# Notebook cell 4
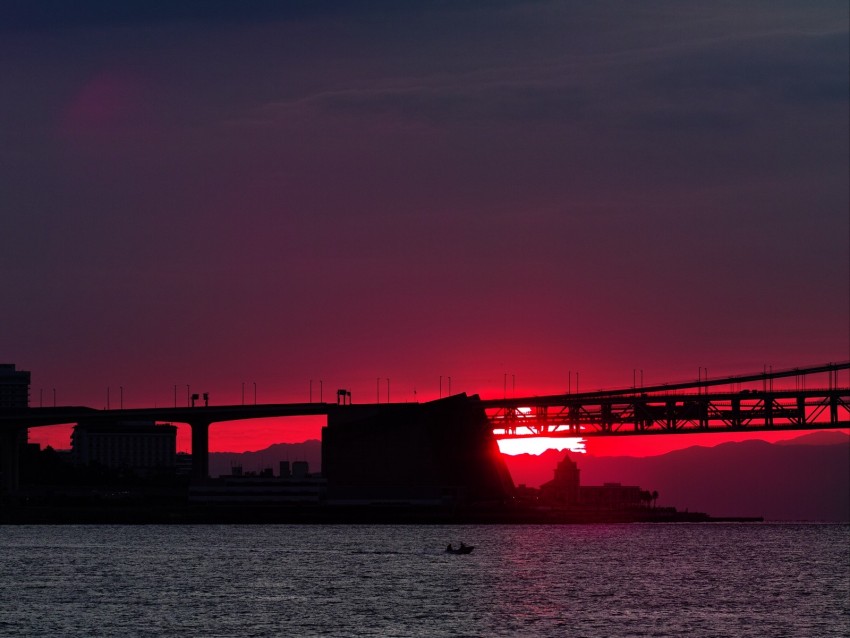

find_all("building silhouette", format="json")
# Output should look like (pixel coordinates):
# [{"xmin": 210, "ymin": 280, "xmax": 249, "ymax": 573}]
[
  {"xmin": 539, "ymin": 454, "xmax": 651, "ymax": 510},
  {"xmin": 71, "ymin": 421, "xmax": 177, "ymax": 476},
  {"xmin": 322, "ymin": 394, "xmax": 514, "ymax": 505},
  {"xmin": 189, "ymin": 461, "xmax": 326, "ymax": 504},
  {"xmin": 0, "ymin": 364, "xmax": 30, "ymax": 408}
]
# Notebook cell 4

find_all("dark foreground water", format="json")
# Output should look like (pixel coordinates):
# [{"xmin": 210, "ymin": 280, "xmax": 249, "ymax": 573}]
[{"xmin": 1, "ymin": 523, "xmax": 847, "ymax": 637}]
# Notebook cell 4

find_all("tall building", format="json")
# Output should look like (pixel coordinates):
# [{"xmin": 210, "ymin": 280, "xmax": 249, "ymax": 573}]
[
  {"xmin": 539, "ymin": 455, "xmax": 581, "ymax": 505},
  {"xmin": 539, "ymin": 454, "xmax": 652, "ymax": 510},
  {"xmin": 72, "ymin": 421, "xmax": 177, "ymax": 476},
  {"xmin": 322, "ymin": 394, "xmax": 514, "ymax": 505},
  {"xmin": 0, "ymin": 364, "xmax": 30, "ymax": 408}
]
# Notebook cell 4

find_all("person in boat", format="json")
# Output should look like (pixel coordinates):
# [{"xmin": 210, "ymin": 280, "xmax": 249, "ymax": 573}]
[{"xmin": 447, "ymin": 543, "xmax": 453, "ymax": 552}]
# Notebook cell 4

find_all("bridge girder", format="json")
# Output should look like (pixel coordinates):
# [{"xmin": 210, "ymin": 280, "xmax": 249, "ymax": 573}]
[{"xmin": 489, "ymin": 389, "xmax": 850, "ymax": 439}]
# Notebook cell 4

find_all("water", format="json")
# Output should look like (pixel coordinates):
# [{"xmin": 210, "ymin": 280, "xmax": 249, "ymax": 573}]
[{"xmin": 1, "ymin": 523, "xmax": 847, "ymax": 637}]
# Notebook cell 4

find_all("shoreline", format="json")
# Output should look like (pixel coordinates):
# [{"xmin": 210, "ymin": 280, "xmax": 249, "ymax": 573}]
[{"xmin": 0, "ymin": 503, "xmax": 764, "ymax": 525}]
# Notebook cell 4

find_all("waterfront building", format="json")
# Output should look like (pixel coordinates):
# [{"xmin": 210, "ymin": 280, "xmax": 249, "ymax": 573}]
[
  {"xmin": 71, "ymin": 421, "xmax": 177, "ymax": 476},
  {"xmin": 176, "ymin": 452, "xmax": 193, "ymax": 476},
  {"xmin": 580, "ymin": 483, "xmax": 648, "ymax": 509},
  {"xmin": 188, "ymin": 463, "xmax": 326, "ymax": 504},
  {"xmin": 322, "ymin": 394, "xmax": 514, "ymax": 505},
  {"xmin": 539, "ymin": 455, "xmax": 652, "ymax": 510},
  {"xmin": 539, "ymin": 455, "xmax": 581, "ymax": 505}
]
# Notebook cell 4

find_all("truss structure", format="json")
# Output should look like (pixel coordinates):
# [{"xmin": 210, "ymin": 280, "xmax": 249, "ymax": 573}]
[{"xmin": 486, "ymin": 362, "xmax": 850, "ymax": 438}]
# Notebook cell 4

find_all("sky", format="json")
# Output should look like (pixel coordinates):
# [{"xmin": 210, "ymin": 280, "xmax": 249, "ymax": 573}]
[{"xmin": 2, "ymin": 1, "xmax": 848, "ymax": 453}]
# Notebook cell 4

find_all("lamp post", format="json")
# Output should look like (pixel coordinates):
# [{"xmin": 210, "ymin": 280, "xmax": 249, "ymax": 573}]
[
  {"xmin": 242, "ymin": 382, "xmax": 245, "ymax": 406},
  {"xmin": 253, "ymin": 381, "xmax": 257, "ymax": 405},
  {"xmin": 386, "ymin": 378, "xmax": 390, "ymax": 403},
  {"xmin": 120, "ymin": 386, "xmax": 123, "ymax": 410},
  {"xmin": 186, "ymin": 385, "xmax": 190, "ymax": 407},
  {"xmin": 320, "ymin": 380, "xmax": 323, "ymax": 402}
]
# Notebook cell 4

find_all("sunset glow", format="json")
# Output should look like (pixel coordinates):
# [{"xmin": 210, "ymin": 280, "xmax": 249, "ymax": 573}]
[
  {"xmin": 5, "ymin": 2, "xmax": 848, "ymax": 464},
  {"xmin": 497, "ymin": 437, "xmax": 586, "ymax": 456}
]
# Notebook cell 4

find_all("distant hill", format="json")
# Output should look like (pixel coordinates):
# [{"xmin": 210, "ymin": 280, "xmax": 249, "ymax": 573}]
[
  {"xmin": 208, "ymin": 434, "xmax": 849, "ymax": 521},
  {"xmin": 209, "ymin": 440, "xmax": 321, "ymax": 477},
  {"xmin": 774, "ymin": 431, "xmax": 850, "ymax": 446},
  {"xmin": 503, "ymin": 432, "xmax": 850, "ymax": 521}
]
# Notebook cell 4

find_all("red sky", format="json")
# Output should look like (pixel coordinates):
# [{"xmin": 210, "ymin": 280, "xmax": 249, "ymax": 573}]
[
  {"xmin": 27, "ymin": 418, "xmax": 850, "ymax": 457},
  {"xmin": 5, "ymin": 2, "xmax": 849, "ymax": 457},
  {"xmin": 26, "ymin": 365, "xmax": 850, "ymax": 456}
]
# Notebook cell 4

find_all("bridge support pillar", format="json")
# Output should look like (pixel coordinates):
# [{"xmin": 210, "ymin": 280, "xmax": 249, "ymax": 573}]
[
  {"xmin": 189, "ymin": 421, "xmax": 211, "ymax": 483},
  {"xmin": 830, "ymin": 392, "xmax": 839, "ymax": 424},
  {"xmin": 0, "ymin": 428, "xmax": 23, "ymax": 496},
  {"xmin": 764, "ymin": 394, "xmax": 773, "ymax": 427}
]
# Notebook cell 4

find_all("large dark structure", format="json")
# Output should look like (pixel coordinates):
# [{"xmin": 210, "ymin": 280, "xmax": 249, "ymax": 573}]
[
  {"xmin": 0, "ymin": 364, "xmax": 30, "ymax": 408},
  {"xmin": 72, "ymin": 421, "xmax": 177, "ymax": 476},
  {"xmin": 322, "ymin": 394, "xmax": 514, "ymax": 505}
]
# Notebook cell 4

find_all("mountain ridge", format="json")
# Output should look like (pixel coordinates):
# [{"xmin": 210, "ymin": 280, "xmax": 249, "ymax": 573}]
[
  {"xmin": 207, "ymin": 432, "xmax": 849, "ymax": 521},
  {"xmin": 504, "ymin": 432, "xmax": 849, "ymax": 521}
]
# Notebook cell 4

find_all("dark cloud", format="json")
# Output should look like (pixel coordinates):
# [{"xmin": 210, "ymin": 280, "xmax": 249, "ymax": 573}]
[
  {"xmin": 0, "ymin": 1, "xmax": 359, "ymax": 30},
  {"xmin": 0, "ymin": 0, "xmax": 532, "ymax": 31}
]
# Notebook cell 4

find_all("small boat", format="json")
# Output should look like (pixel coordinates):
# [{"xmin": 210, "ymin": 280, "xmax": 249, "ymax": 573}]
[{"xmin": 446, "ymin": 543, "xmax": 474, "ymax": 555}]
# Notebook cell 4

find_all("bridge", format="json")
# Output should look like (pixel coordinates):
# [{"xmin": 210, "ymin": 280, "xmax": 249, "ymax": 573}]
[
  {"xmin": 483, "ymin": 361, "xmax": 850, "ymax": 439},
  {"xmin": 1, "ymin": 361, "xmax": 848, "ymax": 493}
]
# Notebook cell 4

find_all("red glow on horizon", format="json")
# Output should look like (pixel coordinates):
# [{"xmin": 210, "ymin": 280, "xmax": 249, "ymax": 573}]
[
  {"xmin": 498, "ymin": 437, "xmax": 586, "ymax": 455},
  {"xmin": 29, "ymin": 421, "xmax": 847, "ymax": 458}
]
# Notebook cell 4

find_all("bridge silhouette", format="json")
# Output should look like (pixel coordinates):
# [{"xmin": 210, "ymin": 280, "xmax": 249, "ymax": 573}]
[
  {"xmin": 484, "ymin": 361, "xmax": 850, "ymax": 439},
  {"xmin": 1, "ymin": 361, "xmax": 847, "ymax": 493}
]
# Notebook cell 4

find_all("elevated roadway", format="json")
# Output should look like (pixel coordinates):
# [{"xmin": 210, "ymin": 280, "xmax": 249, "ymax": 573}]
[{"xmin": 1, "ymin": 361, "xmax": 847, "ymax": 493}]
